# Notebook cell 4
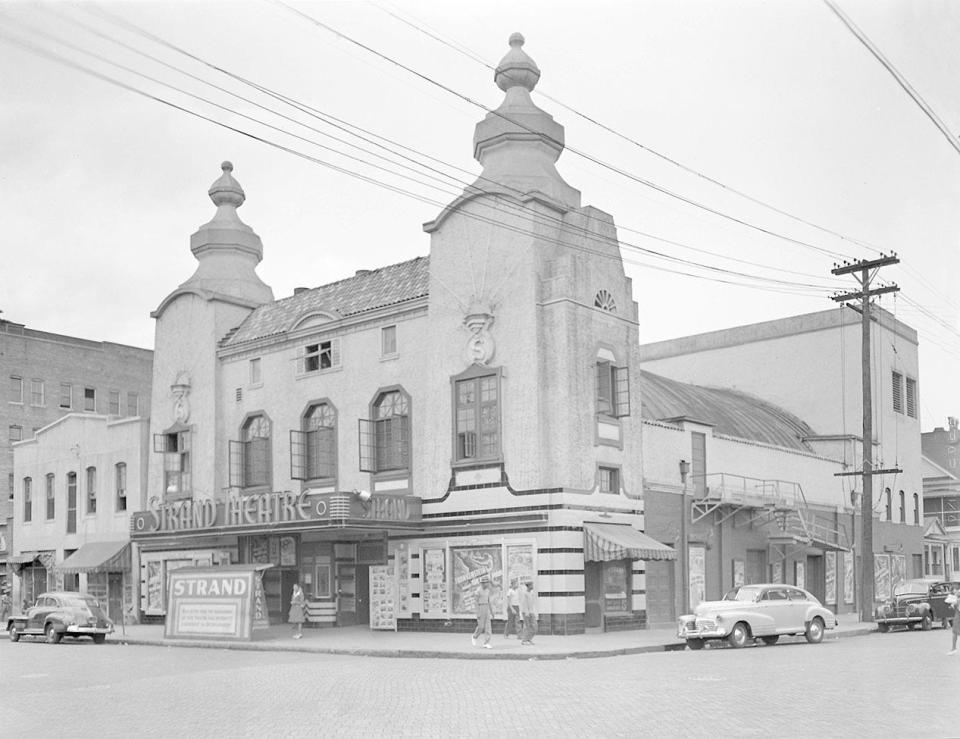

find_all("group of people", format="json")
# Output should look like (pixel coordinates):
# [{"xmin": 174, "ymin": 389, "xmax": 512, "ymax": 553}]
[{"xmin": 472, "ymin": 578, "xmax": 538, "ymax": 648}]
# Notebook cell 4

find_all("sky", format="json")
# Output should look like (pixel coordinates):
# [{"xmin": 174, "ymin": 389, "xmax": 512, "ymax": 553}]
[{"xmin": 1, "ymin": 0, "xmax": 958, "ymax": 429}]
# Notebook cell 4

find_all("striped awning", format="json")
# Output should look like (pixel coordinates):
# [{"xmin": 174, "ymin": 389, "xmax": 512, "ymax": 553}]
[
  {"xmin": 8, "ymin": 551, "xmax": 56, "ymax": 569},
  {"xmin": 58, "ymin": 541, "xmax": 130, "ymax": 574},
  {"xmin": 583, "ymin": 523, "xmax": 676, "ymax": 562}
]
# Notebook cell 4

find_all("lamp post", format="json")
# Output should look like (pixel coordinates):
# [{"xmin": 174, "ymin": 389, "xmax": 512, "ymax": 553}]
[{"xmin": 679, "ymin": 459, "xmax": 690, "ymax": 615}]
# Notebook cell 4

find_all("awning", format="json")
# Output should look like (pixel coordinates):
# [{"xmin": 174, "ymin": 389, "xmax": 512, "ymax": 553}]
[
  {"xmin": 583, "ymin": 523, "xmax": 676, "ymax": 562},
  {"xmin": 6, "ymin": 554, "xmax": 39, "ymax": 565},
  {"xmin": 58, "ymin": 541, "xmax": 130, "ymax": 574},
  {"xmin": 8, "ymin": 551, "xmax": 56, "ymax": 569}
]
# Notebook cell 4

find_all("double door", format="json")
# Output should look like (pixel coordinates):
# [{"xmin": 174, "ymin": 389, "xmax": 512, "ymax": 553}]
[{"xmin": 336, "ymin": 564, "xmax": 369, "ymax": 626}]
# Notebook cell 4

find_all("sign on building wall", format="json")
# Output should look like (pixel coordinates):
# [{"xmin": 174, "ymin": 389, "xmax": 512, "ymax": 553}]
[
  {"xmin": 421, "ymin": 548, "xmax": 447, "ymax": 617},
  {"xmin": 843, "ymin": 553, "xmax": 854, "ymax": 604},
  {"xmin": 825, "ymin": 552, "xmax": 837, "ymax": 605}
]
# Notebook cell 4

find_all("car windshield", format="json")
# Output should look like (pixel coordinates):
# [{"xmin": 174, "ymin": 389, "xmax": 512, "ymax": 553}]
[
  {"xmin": 893, "ymin": 581, "xmax": 929, "ymax": 597},
  {"xmin": 722, "ymin": 586, "xmax": 762, "ymax": 602}
]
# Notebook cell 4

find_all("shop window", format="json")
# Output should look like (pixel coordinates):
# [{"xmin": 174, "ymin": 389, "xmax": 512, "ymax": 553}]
[
  {"xmin": 66, "ymin": 472, "xmax": 77, "ymax": 533},
  {"xmin": 905, "ymin": 378, "xmax": 917, "ymax": 418},
  {"xmin": 108, "ymin": 390, "xmax": 120, "ymax": 415},
  {"xmin": 599, "ymin": 466, "xmax": 620, "ymax": 494},
  {"xmin": 60, "ymin": 383, "xmax": 72, "ymax": 409},
  {"xmin": 115, "ymin": 462, "xmax": 127, "ymax": 512},
  {"xmin": 596, "ymin": 361, "xmax": 630, "ymax": 418},
  {"xmin": 83, "ymin": 386, "xmax": 96, "ymax": 412},
  {"xmin": 453, "ymin": 369, "xmax": 500, "ymax": 463},
  {"xmin": 296, "ymin": 338, "xmax": 341, "ymax": 376},
  {"xmin": 381, "ymin": 325, "xmax": 397, "ymax": 357},
  {"xmin": 154, "ymin": 429, "xmax": 191, "ymax": 499},
  {"xmin": 23, "ymin": 476, "xmax": 32, "ymax": 522},
  {"xmin": 30, "ymin": 379, "xmax": 44, "ymax": 407},
  {"xmin": 46, "ymin": 473, "xmax": 55, "ymax": 519},
  {"xmin": 891, "ymin": 371, "xmax": 903, "ymax": 414},
  {"xmin": 86, "ymin": 466, "xmax": 97, "ymax": 514},
  {"xmin": 291, "ymin": 402, "xmax": 337, "ymax": 482},
  {"xmin": 9, "ymin": 375, "xmax": 23, "ymax": 404},
  {"xmin": 230, "ymin": 414, "xmax": 272, "ymax": 489},
  {"xmin": 359, "ymin": 389, "xmax": 410, "ymax": 473},
  {"xmin": 603, "ymin": 560, "xmax": 630, "ymax": 612}
]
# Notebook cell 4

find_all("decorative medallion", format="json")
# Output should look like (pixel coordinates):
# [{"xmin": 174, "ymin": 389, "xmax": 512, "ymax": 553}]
[
  {"xmin": 463, "ymin": 300, "xmax": 495, "ymax": 366},
  {"xmin": 171, "ymin": 371, "xmax": 192, "ymax": 423}
]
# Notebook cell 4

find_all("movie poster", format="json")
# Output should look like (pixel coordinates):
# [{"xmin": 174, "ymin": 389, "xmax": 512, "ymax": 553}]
[
  {"xmin": 450, "ymin": 546, "xmax": 503, "ymax": 616},
  {"xmin": 421, "ymin": 548, "xmax": 447, "ymax": 617},
  {"xmin": 875, "ymin": 554, "xmax": 891, "ymax": 600},
  {"xmin": 825, "ymin": 552, "xmax": 837, "ymax": 605},
  {"xmin": 843, "ymin": 553, "xmax": 854, "ymax": 604}
]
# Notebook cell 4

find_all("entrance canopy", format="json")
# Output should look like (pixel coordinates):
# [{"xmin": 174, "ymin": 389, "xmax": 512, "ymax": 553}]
[
  {"xmin": 58, "ymin": 541, "xmax": 130, "ymax": 574},
  {"xmin": 583, "ymin": 523, "xmax": 676, "ymax": 562}
]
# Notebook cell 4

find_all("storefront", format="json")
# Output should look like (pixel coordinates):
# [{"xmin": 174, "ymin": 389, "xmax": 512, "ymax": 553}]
[
  {"xmin": 130, "ymin": 489, "xmax": 422, "ymax": 625},
  {"xmin": 57, "ymin": 541, "xmax": 135, "ymax": 624},
  {"xmin": 9, "ymin": 551, "xmax": 55, "ymax": 611}
]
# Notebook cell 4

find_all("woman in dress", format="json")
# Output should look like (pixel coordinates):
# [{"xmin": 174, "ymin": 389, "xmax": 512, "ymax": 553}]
[{"xmin": 289, "ymin": 582, "xmax": 306, "ymax": 639}]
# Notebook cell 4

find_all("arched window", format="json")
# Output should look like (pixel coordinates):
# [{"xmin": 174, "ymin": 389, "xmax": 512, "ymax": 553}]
[
  {"xmin": 912, "ymin": 493, "xmax": 919, "ymax": 525},
  {"xmin": 66, "ymin": 472, "xmax": 77, "ymax": 533},
  {"xmin": 231, "ymin": 414, "xmax": 272, "ymax": 489},
  {"xmin": 86, "ymin": 466, "xmax": 97, "ymax": 514},
  {"xmin": 291, "ymin": 402, "xmax": 337, "ymax": 482},
  {"xmin": 115, "ymin": 463, "xmax": 127, "ymax": 512},
  {"xmin": 359, "ymin": 389, "xmax": 410, "ymax": 473},
  {"xmin": 899, "ymin": 490, "xmax": 905, "ymax": 523},
  {"xmin": 884, "ymin": 488, "xmax": 892, "ymax": 521},
  {"xmin": 45, "ymin": 473, "xmax": 55, "ymax": 520},
  {"xmin": 23, "ymin": 476, "xmax": 32, "ymax": 522}
]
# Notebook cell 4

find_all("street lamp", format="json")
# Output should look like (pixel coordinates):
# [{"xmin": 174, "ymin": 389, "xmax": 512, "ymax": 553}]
[{"xmin": 679, "ymin": 459, "xmax": 690, "ymax": 615}]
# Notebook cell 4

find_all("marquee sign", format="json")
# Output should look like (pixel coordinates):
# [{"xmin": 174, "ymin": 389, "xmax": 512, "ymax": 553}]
[{"xmin": 131, "ymin": 490, "xmax": 421, "ymax": 536}]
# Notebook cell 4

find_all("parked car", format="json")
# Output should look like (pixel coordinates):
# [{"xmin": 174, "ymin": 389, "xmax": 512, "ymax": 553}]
[
  {"xmin": 874, "ymin": 579, "xmax": 960, "ymax": 632},
  {"xmin": 7, "ymin": 591, "xmax": 113, "ymax": 644},
  {"xmin": 678, "ymin": 583, "xmax": 837, "ymax": 650}
]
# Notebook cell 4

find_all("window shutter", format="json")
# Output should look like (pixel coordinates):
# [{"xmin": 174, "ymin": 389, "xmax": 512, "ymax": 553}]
[
  {"xmin": 892, "ymin": 371, "xmax": 903, "ymax": 413},
  {"xmin": 295, "ymin": 345, "xmax": 306, "ymax": 376},
  {"xmin": 905, "ymin": 378, "xmax": 916, "ymax": 418},
  {"xmin": 229, "ymin": 439, "xmax": 245, "ymax": 487},
  {"xmin": 358, "ymin": 419, "xmax": 377, "ymax": 473},
  {"xmin": 153, "ymin": 434, "xmax": 167, "ymax": 453},
  {"xmin": 330, "ymin": 338, "xmax": 342, "ymax": 368},
  {"xmin": 596, "ymin": 361, "xmax": 612, "ymax": 414},
  {"xmin": 290, "ymin": 430, "xmax": 307, "ymax": 480},
  {"xmin": 314, "ymin": 427, "xmax": 336, "ymax": 479},
  {"xmin": 612, "ymin": 365, "xmax": 631, "ymax": 418}
]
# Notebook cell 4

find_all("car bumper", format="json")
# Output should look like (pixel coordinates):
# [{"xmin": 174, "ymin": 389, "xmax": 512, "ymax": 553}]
[
  {"xmin": 64, "ymin": 624, "xmax": 113, "ymax": 635},
  {"xmin": 677, "ymin": 618, "xmax": 728, "ymax": 640},
  {"xmin": 875, "ymin": 616, "xmax": 920, "ymax": 625}
]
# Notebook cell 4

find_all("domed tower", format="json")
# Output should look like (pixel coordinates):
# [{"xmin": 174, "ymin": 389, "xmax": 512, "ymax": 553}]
[
  {"xmin": 148, "ymin": 162, "xmax": 274, "ymax": 505},
  {"xmin": 421, "ymin": 35, "xmax": 641, "ymax": 497}
]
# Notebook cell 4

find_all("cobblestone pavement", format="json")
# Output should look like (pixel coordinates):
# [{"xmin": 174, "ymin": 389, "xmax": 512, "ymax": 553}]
[{"xmin": 2, "ymin": 629, "xmax": 958, "ymax": 738}]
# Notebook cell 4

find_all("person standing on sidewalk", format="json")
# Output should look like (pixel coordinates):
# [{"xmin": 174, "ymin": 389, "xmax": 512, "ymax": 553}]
[
  {"xmin": 503, "ymin": 580, "xmax": 521, "ymax": 638},
  {"xmin": 520, "ymin": 581, "xmax": 538, "ymax": 645},
  {"xmin": 289, "ymin": 582, "xmax": 306, "ymax": 639},
  {"xmin": 471, "ymin": 578, "xmax": 493, "ymax": 649},
  {"xmin": 947, "ymin": 591, "xmax": 959, "ymax": 655}
]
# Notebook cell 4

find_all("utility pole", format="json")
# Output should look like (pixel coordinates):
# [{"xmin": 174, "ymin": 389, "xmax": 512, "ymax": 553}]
[{"xmin": 831, "ymin": 253, "xmax": 900, "ymax": 623}]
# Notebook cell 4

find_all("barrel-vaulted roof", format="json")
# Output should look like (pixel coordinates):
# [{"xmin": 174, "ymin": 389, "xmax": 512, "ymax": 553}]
[
  {"xmin": 640, "ymin": 370, "xmax": 815, "ymax": 452},
  {"xmin": 223, "ymin": 256, "xmax": 430, "ymax": 346}
]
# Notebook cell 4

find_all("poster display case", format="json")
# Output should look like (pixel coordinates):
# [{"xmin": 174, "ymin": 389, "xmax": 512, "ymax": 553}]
[{"xmin": 369, "ymin": 563, "xmax": 397, "ymax": 630}]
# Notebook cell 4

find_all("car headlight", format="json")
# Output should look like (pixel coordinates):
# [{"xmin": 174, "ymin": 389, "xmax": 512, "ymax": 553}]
[{"xmin": 906, "ymin": 604, "xmax": 918, "ymax": 615}]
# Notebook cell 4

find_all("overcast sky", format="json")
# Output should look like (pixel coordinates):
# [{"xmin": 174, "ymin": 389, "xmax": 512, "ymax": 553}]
[{"xmin": 1, "ymin": 0, "xmax": 958, "ymax": 429}]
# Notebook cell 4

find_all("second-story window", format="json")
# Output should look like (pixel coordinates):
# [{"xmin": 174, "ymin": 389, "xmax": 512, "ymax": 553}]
[
  {"xmin": 46, "ymin": 473, "xmax": 56, "ymax": 520},
  {"xmin": 23, "ymin": 476, "xmax": 32, "ymax": 522},
  {"xmin": 453, "ymin": 370, "xmax": 500, "ymax": 462},
  {"xmin": 154, "ymin": 428, "xmax": 191, "ymax": 499},
  {"xmin": 231, "ymin": 414, "xmax": 272, "ymax": 489},
  {"xmin": 10, "ymin": 376, "xmax": 23, "ymax": 404},
  {"xmin": 359, "ymin": 390, "xmax": 410, "ymax": 474},
  {"xmin": 905, "ymin": 378, "xmax": 917, "ymax": 419},
  {"xmin": 84, "ymin": 387, "xmax": 96, "ymax": 412},
  {"xmin": 891, "ymin": 372, "xmax": 903, "ymax": 414},
  {"xmin": 66, "ymin": 472, "xmax": 77, "ymax": 533},
  {"xmin": 86, "ymin": 466, "xmax": 97, "ymax": 514},
  {"xmin": 599, "ymin": 466, "xmax": 620, "ymax": 494},
  {"xmin": 913, "ymin": 492, "xmax": 919, "ymax": 525},
  {"xmin": 115, "ymin": 462, "xmax": 127, "ymax": 512},
  {"xmin": 381, "ymin": 325, "xmax": 397, "ymax": 357},
  {"xmin": 291, "ymin": 402, "xmax": 336, "ymax": 483},
  {"xmin": 885, "ymin": 487, "xmax": 892, "ymax": 521},
  {"xmin": 60, "ymin": 383, "xmax": 72, "ymax": 409},
  {"xmin": 899, "ymin": 490, "xmax": 905, "ymax": 523},
  {"xmin": 109, "ymin": 391, "xmax": 120, "ymax": 415},
  {"xmin": 30, "ymin": 379, "xmax": 44, "ymax": 407},
  {"xmin": 249, "ymin": 358, "xmax": 262, "ymax": 386},
  {"xmin": 127, "ymin": 392, "xmax": 139, "ymax": 416},
  {"xmin": 596, "ymin": 360, "xmax": 630, "ymax": 418}
]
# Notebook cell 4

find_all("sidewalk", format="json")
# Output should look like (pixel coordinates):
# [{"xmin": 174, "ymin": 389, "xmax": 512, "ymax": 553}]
[{"xmin": 15, "ymin": 612, "xmax": 873, "ymax": 660}]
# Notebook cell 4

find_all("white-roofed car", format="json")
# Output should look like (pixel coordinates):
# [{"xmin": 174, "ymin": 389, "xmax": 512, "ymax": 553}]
[
  {"xmin": 7, "ymin": 591, "xmax": 113, "ymax": 644},
  {"xmin": 678, "ymin": 583, "xmax": 837, "ymax": 650}
]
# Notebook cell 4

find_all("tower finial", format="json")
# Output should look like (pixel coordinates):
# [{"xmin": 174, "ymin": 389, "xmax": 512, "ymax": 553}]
[
  {"xmin": 494, "ymin": 32, "xmax": 540, "ymax": 92},
  {"xmin": 208, "ymin": 160, "xmax": 245, "ymax": 209}
]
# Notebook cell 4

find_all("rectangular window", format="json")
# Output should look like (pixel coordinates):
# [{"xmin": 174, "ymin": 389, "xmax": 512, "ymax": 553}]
[
  {"xmin": 30, "ymin": 379, "xmax": 44, "ymax": 407},
  {"xmin": 60, "ymin": 383, "xmax": 72, "ymax": 409},
  {"xmin": 599, "ymin": 466, "xmax": 620, "ymax": 494},
  {"xmin": 454, "ymin": 374, "xmax": 500, "ymax": 462},
  {"xmin": 296, "ymin": 338, "xmax": 341, "ymax": 375},
  {"xmin": 84, "ymin": 386, "xmax": 96, "ymax": 412},
  {"xmin": 381, "ymin": 325, "xmax": 397, "ymax": 357},
  {"xmin": 23, "ymin": 477, "xmax": 32, "ymax": 522},
  {"xmin": 154, "ymin": 430, "xmax": 191, "ymax": 499},
  {"xmin": 905, "ymin": 378, "xmax": 917, "ymax": 419},
  {"xmin": 86, "ymin": 466, "xmax": 97, "ymax": 514},
  {"xmin": 10, "ymin": 375, "xmax": 23, "ymax": 404},
  {"xmin": 9, "ymin": 425, "xmax": 22, "ymax": 442},
  {"xmin": 892, "ymin": 371, "xmax": 903, "ymax": 414},
  {"xmin": 127, "ymin": 391, "xmax": 139, "ymax": 416},
  {"xmin": 249, "ymin": 358, "xmax": 262, "ymax": 386},
  {"xmin": 67, "ymin": 472, "xmax": 77, "ymax": 533},
  {"xmin": 46, "ymin": 473, "xmax": 55, "ymax": 520},
  {"xmin": 596, "ymin": 361, "xmax": 630, "ymax": 418},
  {"xmin": 115, "ymin": 462, "xmax": 127, "ymax": 512},
  {"xmin": 108, "ymin": 391, "xmax": 120, "ymax": 415}
]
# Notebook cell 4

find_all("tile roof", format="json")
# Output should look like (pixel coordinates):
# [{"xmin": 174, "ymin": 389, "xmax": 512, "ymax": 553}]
[
  {"xmin": 224, "ymin": 256, "xmax": 430, "ymax": 346},
  {"xmin": 640, "ymin": 370, "xmax": 815, "ymax": 452}
]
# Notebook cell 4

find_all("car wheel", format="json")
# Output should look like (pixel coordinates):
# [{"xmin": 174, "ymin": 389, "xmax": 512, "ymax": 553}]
[
  {"xmin": 906, "ymin": 622, "xmax": 917, "ymax": 630},
  {"xmin": 921, "ymin": 614, "xmax": 932, "ymax": 631},
  {"xmin": 92, "ymin": 634, "xmax": 106, "ymax": 644},
  {"xmin": 9, "ymin": 624, "xmax": 21, "ymax": 642},
  {"xmin": 805, "ymin": 617, "xmax": 824, "ymax": 644},
  {"xmin": 686, "ymin": 638, "xmax": 705, "ymax": 651},
  {"xmin": 726, "ymin": 622, "xmax": 749, "ymax": 649},
  {"xmin": 878, "ymin": 622, "xmax": 890, "ymax": 633},
  {"xmin": 761, "ymin": 635, "xmax": 780, "ymax": 646},
  {"xmin": 45, "ymin": 624, "xmax": 62, "ymax": 644}
]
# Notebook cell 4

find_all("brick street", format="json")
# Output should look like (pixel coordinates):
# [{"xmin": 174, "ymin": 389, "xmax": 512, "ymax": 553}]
[{"xmin": 2, "ymin": 629, "xmax": 958, "ymax": 738}]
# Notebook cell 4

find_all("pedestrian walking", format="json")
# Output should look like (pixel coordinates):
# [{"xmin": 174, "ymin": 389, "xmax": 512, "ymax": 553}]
[
  {"xmin": 471, "ymin": 578, "xmax": 493, "ymax": 649},
  {"xmin": 947, "ymin": 590, "xmax": 959, "ymax": 655},
  {"xmin": 520, "ymin": 580, "xmax": 538, "ymax": 645},
  {"xmin": 503, "ymin": 580, "xmax": 521, "ymax": 638},
  {"xmin": 0, "ymin": 590, "xmax": 11, "ymax": 624},
  {"xmin": 289, "ymin": 582, "xmax": 306, "ymax": 639}
]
